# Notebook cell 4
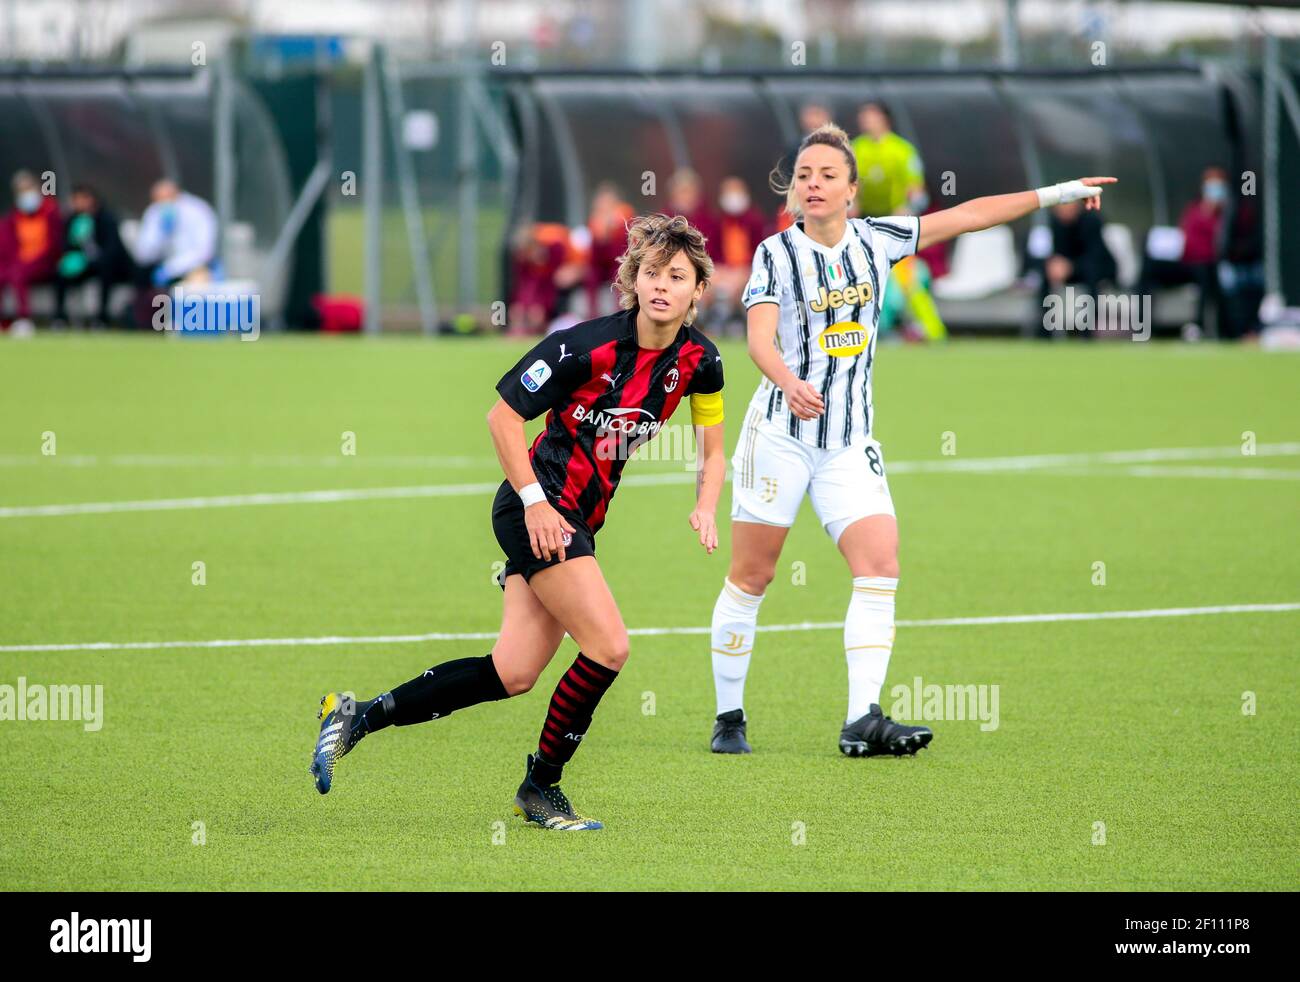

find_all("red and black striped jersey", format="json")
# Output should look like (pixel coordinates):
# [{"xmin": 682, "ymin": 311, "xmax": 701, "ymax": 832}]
[{"xmin": 495, "ymin": 307, "xmax": 724, "ymax": 534}]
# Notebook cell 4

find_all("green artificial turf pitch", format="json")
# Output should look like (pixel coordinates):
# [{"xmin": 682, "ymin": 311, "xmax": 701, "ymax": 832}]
[{"xmin": 0, "ymin": 335, "xmax": 1296, "ymax": 890}]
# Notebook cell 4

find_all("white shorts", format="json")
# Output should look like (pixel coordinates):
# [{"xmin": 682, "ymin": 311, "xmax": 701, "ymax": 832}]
[{"xmin": 730, "ymin": 409, "xmax": 895, "ymax": 544}]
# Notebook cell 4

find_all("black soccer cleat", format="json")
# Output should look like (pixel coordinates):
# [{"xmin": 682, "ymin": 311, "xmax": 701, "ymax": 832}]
[
  {"xmin": 512, "ymin": 754, "xmax": 603, "ymax": 831},
  {"xmin": 839, "ymin": 703, "xmax": 933, "ymax": 757},
  {"xmin": 711, "ymin": 709, "xmax": 752, "ymax": 754}
]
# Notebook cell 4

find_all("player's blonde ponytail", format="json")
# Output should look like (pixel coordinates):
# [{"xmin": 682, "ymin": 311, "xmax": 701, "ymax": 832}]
[{"xmin": 769, "ymin": 122, "xmax": 859, "ymax": 220}]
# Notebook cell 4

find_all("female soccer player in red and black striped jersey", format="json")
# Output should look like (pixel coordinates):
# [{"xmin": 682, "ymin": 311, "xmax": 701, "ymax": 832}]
[{"xmin": 309, "ymin": 214, "xmax": 726, "ymax": 830}]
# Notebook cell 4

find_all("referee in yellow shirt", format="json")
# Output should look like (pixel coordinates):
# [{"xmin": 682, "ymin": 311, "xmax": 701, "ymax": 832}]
[
  {"xmin": 852, "ymin": 102, "xmax": 925, "ymax": 217},
  {"xmin": 852, "ymin": 102, "xmax": 947, "ymax": 340}
]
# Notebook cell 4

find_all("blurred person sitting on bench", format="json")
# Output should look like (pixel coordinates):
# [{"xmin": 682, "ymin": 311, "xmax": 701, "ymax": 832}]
[
  {"xmin": 131, "ymin": 179, "xmax": 218, "ymax": 327},
  {"xmin": 53, "ymin": 184, "xmax": 135, "ymax": 329},
  {"xmin": 507, "ymin": 223, "xmax": 567, "ymax": 336},
  {"xmin": 0, "ymin": 170, "xmax": 63, "ymax": 334},
  {"xmin": 666, "ymin": 169, "xmax": 723, "ymax": 326},
  {"xmin": 1137, "ymin": 166, "xmax": 1227, "ymax": 337},
  {"xmin": 1033, "ymin": 197, "xmax": 1116, "ymax": 339},
  {"xmin": 583, "ymin": 181, "xmax": 634, "ymax": 319},
  {"xmin": 1218, "ymin": 192, "xmax": 1264, "ymax": 341},
  {"xmin": 703, "ymin": 175, "xmax": 768, "ymax": 337}
]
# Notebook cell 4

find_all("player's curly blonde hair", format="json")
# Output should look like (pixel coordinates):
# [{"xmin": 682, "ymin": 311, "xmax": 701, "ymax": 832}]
[
  {"xmin": 769, "ymin": 122, "xmax": 858, "ymax": 220},
  {"xmin": 613, "ymin": 213, "xmax": 713, "ymax": 325}
]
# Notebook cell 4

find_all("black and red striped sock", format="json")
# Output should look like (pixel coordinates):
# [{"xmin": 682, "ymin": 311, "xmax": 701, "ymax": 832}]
[{"xmin": 532, "ymin": 652, "xmax": 619, "ymax": 785}]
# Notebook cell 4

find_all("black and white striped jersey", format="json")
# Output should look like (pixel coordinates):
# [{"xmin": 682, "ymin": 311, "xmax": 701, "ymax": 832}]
[{"xmin": 741, "ymin": 215, "xmax": 919, "ymax": 449}]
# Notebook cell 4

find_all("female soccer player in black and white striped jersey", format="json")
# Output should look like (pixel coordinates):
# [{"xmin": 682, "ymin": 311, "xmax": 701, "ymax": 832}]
[
  {"xmin": 708, "ymin": 123, "xmax": 1114, "ymax": 757},
  {"xmin": 308, "ymin": 214, "xmax": 728, "ymax": 830}
]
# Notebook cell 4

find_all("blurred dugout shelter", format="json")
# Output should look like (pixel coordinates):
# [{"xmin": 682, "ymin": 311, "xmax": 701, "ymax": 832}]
[
  {"xmin": 0, "ymin": 62, "xmax": 318, "ymax": 327},
  {"xmin": 352, "ymin": 54, "xmax": 1299, "ymax": 334},
  {"xmin": 5, "ymin": 46, "xmax": 1297, "ymax": 333}
]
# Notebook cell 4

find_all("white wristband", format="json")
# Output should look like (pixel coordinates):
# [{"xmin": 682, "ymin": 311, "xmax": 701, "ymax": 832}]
[
  {"xmin": 1035, "ymin": 181, "xmax": 1100, "ymax": 208},
  {"xmin": 518, "ymin": 482, "xmax": 546, "ymax": 507}
]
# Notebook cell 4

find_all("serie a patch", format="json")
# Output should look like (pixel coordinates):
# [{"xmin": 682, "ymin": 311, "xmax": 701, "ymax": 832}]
[{"xmin": 521, "ymin": 359, "xmax": 552, "ymax": 392}]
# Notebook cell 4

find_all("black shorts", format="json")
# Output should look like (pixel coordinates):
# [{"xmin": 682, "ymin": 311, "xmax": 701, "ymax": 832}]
[{"xmin": 491, "ymin": 479, "xmax": 596, "ymax": 589}]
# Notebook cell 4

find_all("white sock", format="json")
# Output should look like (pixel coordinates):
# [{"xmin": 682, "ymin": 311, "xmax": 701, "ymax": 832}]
[
  {"xmin": 711, "ymin": 577, "xmax": 764, "ymax": 717},
  {"xmin": 845, "ymin": 576, "xmax": 898, "ymax": 723}
]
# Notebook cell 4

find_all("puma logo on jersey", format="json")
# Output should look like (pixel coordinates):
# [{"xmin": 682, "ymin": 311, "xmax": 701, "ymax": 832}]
[
  {"xmin": 808, "ymin": 282, "xmax": 874, "ymax": 312},
  {"xmin": 558, "ymin": 344, "xmax": 574, "ymax": 362},
  {"xmin": 601, "ymin": 371, "xmax": 621, "ymax": 388}
]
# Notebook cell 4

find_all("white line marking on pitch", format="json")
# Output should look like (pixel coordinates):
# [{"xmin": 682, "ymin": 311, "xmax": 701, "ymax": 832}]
[
  {"xmin": 885, "ymin": 443, "xmax": 1300, "ymax": 473},
  {"xmin": 3, "ymin": 443, "xmax": 1297, "ymax": 519},
  {"xmin": 0, "ymin": 472, "xmax": 695, "ymax": 519},
  {"xmin": 0, "ymin": 453, "xmax": 496, "ymax": 469},
  {"xmin": 1, "ymin": 602, "xmax": 1295, "ymax": 653},
  {"xmin": 1114, "ymin": 465, "xmax": 1300, "ymax": 481},
  {"xmin": 1045, "ymin": 465, "xmax": 1300, "ymax": 481}
]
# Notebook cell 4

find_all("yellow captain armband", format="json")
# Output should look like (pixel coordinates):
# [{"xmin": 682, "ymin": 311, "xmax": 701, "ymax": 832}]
[{"xmin": 690, "ymin": 390, "xmax": 724, "ymax": 427}]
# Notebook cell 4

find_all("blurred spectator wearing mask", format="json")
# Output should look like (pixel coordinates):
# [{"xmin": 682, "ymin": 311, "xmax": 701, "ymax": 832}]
[
  {"xmin": 0, "ymin": 170, "xmax": 63, "ymax": 334},
  {"xmin": 1138, "ymin": 166, "xmax": 1227, "ymax": 336},
  {"xmin": 1033, "ymin": 198, "xmax": 1117, "ymax": 340},
  {"xmin": 583, "ymin": 181, "xmax": 634, "ymax": 318},
  {"xmin": 704, "ymin": 176, "xmax": 768, "ymax": 336},
  {"xmin": 131, "ymin": 178, "xmax": 218, "ymax": 327},
  {"xmin": 507, "ymin": 223, "xmax": 567, "ymax": 336},
  {"xmin": 53, "ymin": 185, "xmax": 135, "ymax": 329}
]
